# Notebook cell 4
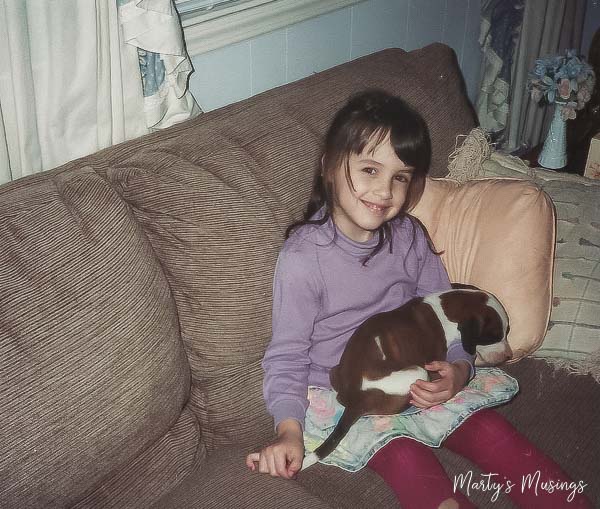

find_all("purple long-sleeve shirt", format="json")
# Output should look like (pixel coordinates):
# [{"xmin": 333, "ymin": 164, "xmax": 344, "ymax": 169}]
[{"xmin": 262, "ymin": 213, "xmax": 474, "ymax": 430}]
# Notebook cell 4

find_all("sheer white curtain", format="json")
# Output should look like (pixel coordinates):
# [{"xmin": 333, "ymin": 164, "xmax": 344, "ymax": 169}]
[{"xmin": 0, "ymin": 0, "xmax": 200, "ymax": 185}]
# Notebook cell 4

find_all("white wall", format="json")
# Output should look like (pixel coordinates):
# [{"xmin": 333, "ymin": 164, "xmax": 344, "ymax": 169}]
[{"xmin": 187, "ymin": 0, "xmax": 482, "ymax": 112}]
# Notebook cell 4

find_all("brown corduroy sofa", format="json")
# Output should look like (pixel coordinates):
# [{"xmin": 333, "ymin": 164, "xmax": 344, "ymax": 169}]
[{"xmin": 1, "ymin": 43, "xmax": 598, "ymax": 509}]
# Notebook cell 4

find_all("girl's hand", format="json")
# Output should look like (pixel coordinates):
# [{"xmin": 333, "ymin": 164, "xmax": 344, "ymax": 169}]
[
  {"xmin": 245, "ymin": 419, "xmax": 305, "ymax": 479},
  {"xmin": 409, "ymin": 360, "xmax": 470, "ymax": 409}
]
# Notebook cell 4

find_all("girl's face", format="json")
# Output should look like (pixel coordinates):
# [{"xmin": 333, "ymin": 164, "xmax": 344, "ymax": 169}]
[{"xmin": 330, "ymin": 135, "xmax": 413, "ymax": 243}]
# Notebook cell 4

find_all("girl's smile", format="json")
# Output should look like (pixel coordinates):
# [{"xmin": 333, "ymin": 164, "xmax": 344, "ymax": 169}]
[
  {"xmin": 361, "ymin": 199, "xmax": 390, "ymax": 215},
  {"xmin": 331, "ymin": 135, "xmax": 414, "ymax": 242}
]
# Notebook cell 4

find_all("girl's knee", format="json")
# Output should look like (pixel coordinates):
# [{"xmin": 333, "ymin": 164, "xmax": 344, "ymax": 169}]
[
  {"xmin": 369, "ymin": 438, "xmax": 437, "ymax": 469},
  {"xmin": 437, "ymin": 498, "xmax": 459, "ymax": 509},
  {"xmin": 382, "ymin": 437, "xmax": 431, "ymax": 457},
  {"xmin": 459, "ymin": 409, "xmax": 518, "ymax": 439},
  {"xmin": 444, "ymin": 409, "xmax": 524, "ymax": 457}
]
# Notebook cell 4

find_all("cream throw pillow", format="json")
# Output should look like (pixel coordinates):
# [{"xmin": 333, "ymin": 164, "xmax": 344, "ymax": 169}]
[
  {"xmin": 412, "ymin": 173, "xmax": 556, "ymax": 361},
  {"xmin": 480, "ymin": 153, "xmax": 600, "ymax": 362}
]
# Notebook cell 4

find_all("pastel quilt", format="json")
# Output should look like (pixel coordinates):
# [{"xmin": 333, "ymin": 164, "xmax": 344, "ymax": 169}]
[{"xmin": 304, "ymin": 367, "xmax": 519, "ymax": 471}]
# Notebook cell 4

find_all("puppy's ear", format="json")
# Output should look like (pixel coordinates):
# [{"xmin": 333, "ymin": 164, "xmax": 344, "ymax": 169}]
[
  {"xmin": 330, "ymin": 365, "xmax": 340, "ymax": 390},
  {"xmin": 479, "ymin": 307, "xmax": 505, "ymax": 345},
  {"xmin": 457, "ymin": 316, "xmax": 483, "ymax": 355},
  {"xmin": 451, "ymin": 282, "xmax": 481, "ymax": 291}
]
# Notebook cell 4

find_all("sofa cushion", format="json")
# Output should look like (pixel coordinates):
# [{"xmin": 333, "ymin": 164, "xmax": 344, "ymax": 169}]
[
  {"xmin": 152, "ymin": 447, "xmax": 334, "ymax": 509},
  {"xmin": 108, "ymin": 145, "xmax": 286, "ymax": 453},
  {"xmin": 495, "ymin": 358, "xmax": 599, "ymax": 505},
  {"xmin": 153, "ymin": 446, "xmax": 399, "ymax": 509},
  {"xmin": 412, "ymin": 177, "xmax": 555, "ymax": 360},
  {"xmin": 73, "ymin": 406, "xmax": 201, "ymax": 509},
  {"xmin": 0, "ymin": 168, "xmax": 191, "ymax": 508}
]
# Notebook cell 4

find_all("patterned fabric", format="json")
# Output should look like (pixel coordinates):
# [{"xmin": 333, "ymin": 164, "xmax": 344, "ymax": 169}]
[
  {"xmin": 138, "ymin": 49, "xmax": 166, "ymax": 97},
  {"xmin": 304, "ymin": 368, "xmax": 519, "ymax": 472},
  {"xmin": 476, "ymin": 0, "xmax": 525, "ymax": 139},
  {"xmin": 481, "ymin": 152, "xmax": 600, "ymax": 361},
  {"xmin": 117, "ymin": 0, "xmax": 201, "ymax": 129}
]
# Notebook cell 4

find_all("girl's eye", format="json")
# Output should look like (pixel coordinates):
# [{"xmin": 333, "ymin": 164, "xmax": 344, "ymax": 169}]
[
  {"xmin": 394, "ymin": 174, "xmax": 409, "ymax": 183},
  {"xmin": 362, "ymin": 167, "xmax": 377, "ymax": 175}
]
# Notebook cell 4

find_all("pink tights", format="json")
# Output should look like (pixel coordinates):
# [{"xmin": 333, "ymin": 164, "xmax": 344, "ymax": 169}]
[{"xmin": 367, "ymin": 409, "xmax": 592, "ymax": 508}]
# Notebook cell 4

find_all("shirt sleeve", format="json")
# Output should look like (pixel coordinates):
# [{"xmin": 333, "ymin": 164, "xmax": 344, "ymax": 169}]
[
  {"xmin": 262, "ymin": 246, "xmax": 321, "ymax": 431},
  {"xmin": 446, "ymin": 341, "xmax": 476, "ymax": 380},
  {"xmin": 412, "ymin": 220, "xmax": 475, "ymax": 378},
  {"xmin": 412, "ymin": 219, "xmax": 451, "ymax": 297}
]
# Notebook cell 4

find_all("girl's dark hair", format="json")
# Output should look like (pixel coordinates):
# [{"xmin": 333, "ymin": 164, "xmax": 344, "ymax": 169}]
[{"xmin": 287, "ymin": 89, "xmax": 435, "ymax": 264}]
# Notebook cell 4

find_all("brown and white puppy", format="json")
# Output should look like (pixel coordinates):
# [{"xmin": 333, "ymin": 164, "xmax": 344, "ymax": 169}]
[{"xmin": 302, "ymin": 285, "xmax": 511, "ymax": 470}]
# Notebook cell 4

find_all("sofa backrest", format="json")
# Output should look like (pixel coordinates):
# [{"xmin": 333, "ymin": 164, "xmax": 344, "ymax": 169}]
[
  {"xmin": 0, "ymin": 43, "xmax": 476, "ymax": 506},
  {"xmin": 102, "ymin": 43, "xmax": 476, "ymax": 453}
]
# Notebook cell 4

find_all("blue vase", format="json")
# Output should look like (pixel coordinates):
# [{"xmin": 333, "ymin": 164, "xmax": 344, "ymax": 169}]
[{"xmin": 538, "ymin": 104, "xmax": 567, "ymax": 169}]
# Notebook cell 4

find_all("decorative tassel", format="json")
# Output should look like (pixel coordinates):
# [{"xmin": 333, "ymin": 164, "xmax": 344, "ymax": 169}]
[
  {"xmin": 542, "ymin": 349, "xmax": 600, "ymax": 383},
  {"xmin": 447, "ymin": 128, "xmax": 493, "ymax": 183}
]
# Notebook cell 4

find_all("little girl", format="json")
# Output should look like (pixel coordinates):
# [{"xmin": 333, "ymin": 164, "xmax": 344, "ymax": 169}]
[{"xmin": 246, "ymin": 90, "xmax": 591, "ymax": 508}]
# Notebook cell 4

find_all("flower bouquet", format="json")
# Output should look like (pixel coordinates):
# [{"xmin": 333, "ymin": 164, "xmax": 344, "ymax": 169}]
[
  {"xmin": 528, "ymin": 49, "xmax": 595, "ymax": 120},
  {"xmin": 527, "ymin": 50, "xmax": 595, "ymax": 168}
]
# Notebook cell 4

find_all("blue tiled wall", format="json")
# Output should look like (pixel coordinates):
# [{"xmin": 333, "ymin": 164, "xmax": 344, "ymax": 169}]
[{"xmin": 188, "ymin": 0, "xmax": 482, "ymax": 111}]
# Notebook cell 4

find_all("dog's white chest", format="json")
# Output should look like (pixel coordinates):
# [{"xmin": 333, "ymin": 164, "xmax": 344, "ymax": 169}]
[{"xmin": 423, "ymin": 293, "xmax": 461, "ymax": 345}]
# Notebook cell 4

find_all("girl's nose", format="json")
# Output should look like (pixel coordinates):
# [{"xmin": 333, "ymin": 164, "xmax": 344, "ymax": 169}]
[{"xmin": 374, "ymin": 178, "xmax": 393, "ymax": 199}]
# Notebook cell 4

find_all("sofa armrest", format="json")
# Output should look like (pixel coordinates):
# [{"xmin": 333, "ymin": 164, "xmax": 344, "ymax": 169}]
[{"xmin": 412, "ymin": 177, "xmax": 556, "ymax": 361}]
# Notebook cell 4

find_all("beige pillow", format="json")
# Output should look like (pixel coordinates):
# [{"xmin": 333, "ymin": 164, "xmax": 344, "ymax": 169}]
[
  {"xmin": 482, "ymin": 153, "xmax": 600, "ymax": 362},
  {"xmin": 412, "ymin": 177, "xmax": 556, "ymax": 361}
]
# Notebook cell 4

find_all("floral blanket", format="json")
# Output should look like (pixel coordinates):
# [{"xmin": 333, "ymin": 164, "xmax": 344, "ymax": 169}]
[{"xmin": 304, "ymin": 367, "xmax": 519, "ymax": 471}]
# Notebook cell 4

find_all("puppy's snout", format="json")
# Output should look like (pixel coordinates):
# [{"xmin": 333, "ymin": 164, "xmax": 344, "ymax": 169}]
[
  {"xmin": 475, "ymin": 340, "xmax": 513, "ymax": 366},
  {"xmin": 497, "ymin": 340, "xmax": 513, "ymax": 363}
]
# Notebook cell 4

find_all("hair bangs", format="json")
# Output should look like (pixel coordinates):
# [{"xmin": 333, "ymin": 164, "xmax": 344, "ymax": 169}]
[
  {"xmin": 341, "ymin": 122, "xmax": 389, "ymax": 158},
  {"xmin": 361, "ymin": 126, "xmax": 390, "ymax": 156},
  {"xmin": 389, "ymin": 117, "xmax": 431, "ymax": 172}
]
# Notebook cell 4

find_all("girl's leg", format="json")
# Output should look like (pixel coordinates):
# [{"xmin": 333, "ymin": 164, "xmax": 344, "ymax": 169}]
[
  {"xmin": 367, "ymin": 437, "xmax": 476, "ymax": 509},
  {"xmin": 444, "ymin": 409, "xmax": 592, "ymax": 508}
]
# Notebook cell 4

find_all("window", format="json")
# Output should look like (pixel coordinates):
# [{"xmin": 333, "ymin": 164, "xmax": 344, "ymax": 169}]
[
  {"xmin": 175, "ymin": 0, "xmax": 364, "ymax": 56},
  {"xmin": 174, "ymin": 0, "xmax": 271, "ymax": 16}
]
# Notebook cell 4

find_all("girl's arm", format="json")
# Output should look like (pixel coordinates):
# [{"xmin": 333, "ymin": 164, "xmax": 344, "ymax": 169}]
[
  {"xmin": 410, "ymin": 360, "xmax": 471, "ymax": 408},
  {"xmin": 245, "ymin": 418, "xmax": 304, "ymax": 479},
  {"xmin": 413, "ymin": 223, "xmax": 475, "ymax": 373},
  {"xmin": 262, "ymin": 248, "xmax": 322, "ymax": 430},
  {"xmin": 247, "ymin": 247, "xmax": 321, "ymax": 477},
  {"xmin": 410, "ymin": 222, "xmax": 474, "ymax": 406}
]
